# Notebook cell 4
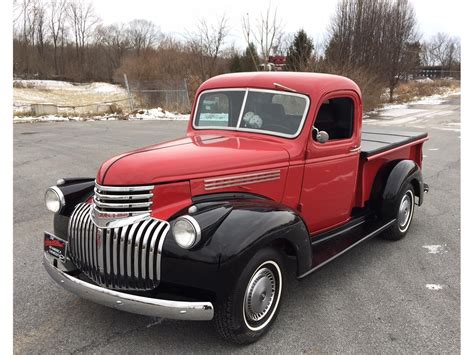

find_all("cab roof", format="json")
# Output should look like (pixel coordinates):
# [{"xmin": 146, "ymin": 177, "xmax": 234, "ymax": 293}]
[{"xmin": 197, "ymin": 72, "xmax": 361, "ymax": 100}]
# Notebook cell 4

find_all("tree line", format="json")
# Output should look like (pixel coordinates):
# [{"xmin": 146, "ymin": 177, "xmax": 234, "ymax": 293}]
[{"xmin": 13, "ymin": 0, "xmax": 460, "ymax": 107}]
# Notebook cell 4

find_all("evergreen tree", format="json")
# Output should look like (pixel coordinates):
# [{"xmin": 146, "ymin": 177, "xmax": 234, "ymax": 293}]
[
  {"xmin": 286, "ymin": 29, "xmax": 314, "ymax": 71},
  {"xmin": 241, "ymin": 43, "xmax": 259, "ymax": 71},
  {"xmin": 229, "ymin": 53, "xmax": 243, "ymax": 72}
]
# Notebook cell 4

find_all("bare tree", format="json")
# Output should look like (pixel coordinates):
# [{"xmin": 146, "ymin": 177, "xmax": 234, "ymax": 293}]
[
  {"xmin": 48, "ymin": 0, "xmax": 68, "ymax": 75},
  {"xmin": 67, "ymin": 0, "xmax": 99, "ymax": 60},
  {"xmin": 325, "ymin": 0, "xmax": 419, "ymax": 101},
  {"xmin": 126, "ymin": 19, "xmax": 160, "ymax": 56},
  {"xmin": 242, "ymin": 4, "xmax": 284, "ymax": 70},
  {"xmin": 423, "ymin": 32, "xmax": 460, "ymax": 71},
  {"xmin": 384, "ymin": 0, "xmax": 419, "ymax": 101},
  {"xmin": 96, "ymin": 23, "xmax": 130, "ymax": 66},
  {"xmin": 187, "ymin": 14, "xmax": 229, "ymax": 80}
]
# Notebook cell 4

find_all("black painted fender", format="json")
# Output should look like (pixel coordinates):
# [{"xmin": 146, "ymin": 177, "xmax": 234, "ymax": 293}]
[
  {"xmin": 378, "ymin": 160, "xmax": 424, "ymax": 217},
  {"xmin": 160, "ymin": 199, "xmax": 312, "ymax": 299},
  {"xmin": 51, "ymin": 178, "xmax": 95, "ymax": 240}
]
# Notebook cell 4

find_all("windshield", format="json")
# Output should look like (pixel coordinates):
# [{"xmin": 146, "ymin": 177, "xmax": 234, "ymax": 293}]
[{"xmin": 193, "ymin": 89, "xmax": 310, "ymax": 138}]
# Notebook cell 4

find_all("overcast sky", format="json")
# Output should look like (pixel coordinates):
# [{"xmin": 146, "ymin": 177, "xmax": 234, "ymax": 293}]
[{"xmin": 94, "ymin": 0, "xmax": 461, "ymax": 48}]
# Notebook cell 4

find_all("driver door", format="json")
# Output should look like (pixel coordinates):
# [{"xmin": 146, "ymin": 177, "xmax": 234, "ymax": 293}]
[{"xmin": 299, "ymin": 92, "xmax": 361, "ymax": 235}]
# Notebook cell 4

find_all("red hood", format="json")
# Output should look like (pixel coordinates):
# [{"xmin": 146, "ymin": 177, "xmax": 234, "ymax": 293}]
[{"xmin": 97, "ymin": 134, "xmax": 290, "ymax": 186}]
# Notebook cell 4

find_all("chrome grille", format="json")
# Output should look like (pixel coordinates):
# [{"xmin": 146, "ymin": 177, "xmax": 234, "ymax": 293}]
[
  {"xmin": 68, "ymin": 203, "xmax": 170, "ymax": 290},
  {"xmin": 93, "ymin": 182, "xmax": 154, "ymax": 214}
]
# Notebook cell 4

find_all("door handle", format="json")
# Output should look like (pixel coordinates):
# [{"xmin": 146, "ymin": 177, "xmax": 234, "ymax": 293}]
[{"xmin": 349, "ymin": 146, "xmax": 361, "ymax": 153}]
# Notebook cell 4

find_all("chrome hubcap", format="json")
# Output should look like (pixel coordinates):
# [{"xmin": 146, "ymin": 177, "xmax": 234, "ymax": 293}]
[
  {"xmin": 244, "ymin": 267, "xmax": 276, "ymax": 322},
  {"xmin": 398, "ymin": 193, "xmax": 412, "ymax": 229}
]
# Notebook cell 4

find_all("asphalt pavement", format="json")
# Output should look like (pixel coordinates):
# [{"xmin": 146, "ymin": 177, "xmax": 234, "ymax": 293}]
[{"xmin": 13, "ymin": 95, "xmax": 460, "ymax": 353}]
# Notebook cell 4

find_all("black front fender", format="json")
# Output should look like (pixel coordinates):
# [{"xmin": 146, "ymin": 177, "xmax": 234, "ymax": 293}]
[
  {"xmin": 160, "ymin": 199, "xmax": 312, "ymax": 299},
  {"xmin": 51, "ymin": 178, "xmax": 95, "ymax": 240}
]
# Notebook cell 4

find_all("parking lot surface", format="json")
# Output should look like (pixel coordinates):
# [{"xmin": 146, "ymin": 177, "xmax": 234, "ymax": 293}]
[{"xmin": 14, "ymin": 96, "xmax": 460, "ymax": 353}]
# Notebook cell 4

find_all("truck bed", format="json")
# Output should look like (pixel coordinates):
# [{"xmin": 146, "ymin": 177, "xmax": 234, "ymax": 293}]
[{"xmin": 361, "ymin": 127, "xmax": 428, "ymax": 158}]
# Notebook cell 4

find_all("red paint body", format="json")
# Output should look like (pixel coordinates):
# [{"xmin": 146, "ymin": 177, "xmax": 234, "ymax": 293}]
[{"xmin": 96, "ymin": 72, "xmax": 427, "ymax": 235}]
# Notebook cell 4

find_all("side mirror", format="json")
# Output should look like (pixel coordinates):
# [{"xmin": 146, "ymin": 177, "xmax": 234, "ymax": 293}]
[{"xmin": 313, "ymin": 127, "xmax": 329, "ymax": 143}]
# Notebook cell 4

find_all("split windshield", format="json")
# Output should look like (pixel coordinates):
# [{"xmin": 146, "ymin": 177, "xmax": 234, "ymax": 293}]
[{"xmin": 193, "ymin": 89, "xmax": 310, "ymax": 138}]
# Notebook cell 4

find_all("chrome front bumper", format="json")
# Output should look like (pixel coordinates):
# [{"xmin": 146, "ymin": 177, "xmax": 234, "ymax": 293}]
[{"xmin": 43, "ymin": 254, "xmax": 214, "ymax": 321}]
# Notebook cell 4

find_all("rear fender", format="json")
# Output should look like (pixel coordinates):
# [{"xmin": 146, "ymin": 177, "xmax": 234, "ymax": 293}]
[{"xmin": 379, "ymin": 160, "xmax": 423, "ymax": 216}]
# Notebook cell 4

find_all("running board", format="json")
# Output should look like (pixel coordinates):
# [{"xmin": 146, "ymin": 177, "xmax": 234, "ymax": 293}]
[{"xmin": 298, "ymin": 218, "xmax": 396, "ymax": 279}]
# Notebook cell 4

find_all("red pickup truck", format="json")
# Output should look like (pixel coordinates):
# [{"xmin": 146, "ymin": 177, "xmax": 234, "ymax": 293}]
[{"xmin": 43, "ymin": 72, "xmax": 429, "ymax": 344}]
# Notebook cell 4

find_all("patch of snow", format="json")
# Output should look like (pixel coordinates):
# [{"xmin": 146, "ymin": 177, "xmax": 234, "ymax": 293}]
[
  {"xmin": 13, "ymin": 106, "xmax": 189, "ymax": 123},
  {"xmin": 425, "ymin": 284, "xmax": 443, "ymax": 290},
  {"xmin": 13, "ymin": 114, "xmax": 121, "ymax": 123},
  {"xmin": 365, "ymin": 88, "xmax": 460, "ymax": 118},
  {"xmin": 14, "ymin": 79, "xmax": 126, "ymax": 94},
  {"xmin": 415, "ymin": 78, "xmax": 433, "ymax": 83},
  {"xmin": 14, "ymin": 79, "xmax": 75, "ymax": 89},
  {"xmin": 422, "ymin": 245, "xmax": 447, "ymax": 254},
  {"xmin": 86, "ymin": 82, "xmax": 127, "ymax": 94},
  {"xmin": 128, "ymin": 108, "xmax": 189, "ymax": 121}
]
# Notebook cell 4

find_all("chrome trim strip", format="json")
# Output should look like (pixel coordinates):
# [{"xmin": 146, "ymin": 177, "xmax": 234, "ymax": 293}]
[
  {"xmin": 43, "ymin": 254, "xmax": 214, "ymax": 321},
  {"xmin": 93, "ymin": 198, "xmax": 152, "ymax": 209},
  {"xmin": 235, "ymin": 89, "xmax": 249, "ymax": 129},
  {"xmin": 204, "ymin": 170, "xmax": 281, "ymax": 191},
  {"xmin": 95, "ymin": 183, "xmax": 154, "ymax": 192},
  {"xmin": 91, "ymin": 206, "xmax": 151, "ymax": 229},
  {"xmin": 112, "ymin": 227, "xmax": 119, "ymax": 275},
  {"xmin": 298, "ymin": 219, "xmax": 397, "ymax": 279},
  {"xmin": 94, "ymin": 190, "xmax": 154, "ymax": 200}
]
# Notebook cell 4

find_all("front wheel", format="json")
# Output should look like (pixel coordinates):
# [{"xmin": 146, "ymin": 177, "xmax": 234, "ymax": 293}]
[
  {"xmin": 381, "ymin": 183, "xmax": 415, "ymax": 241},
  {"xmin": 214, "ymin": 248, "xmax": 284, "ymax": 344}
]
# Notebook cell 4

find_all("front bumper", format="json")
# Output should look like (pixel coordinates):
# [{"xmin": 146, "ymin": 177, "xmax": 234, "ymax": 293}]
[{"xmin": 43, "ymin": 254, "xmax": 214, "ymax": 321}]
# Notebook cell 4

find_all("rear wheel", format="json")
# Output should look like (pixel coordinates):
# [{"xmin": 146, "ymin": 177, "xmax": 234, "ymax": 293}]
[
  {"xmin": 381, "ymin": 183, "xmax": 415, "ymax": 241},
  {"xmin": 214, "ymin": 248, "xmax": 284, "ymax": 344}
]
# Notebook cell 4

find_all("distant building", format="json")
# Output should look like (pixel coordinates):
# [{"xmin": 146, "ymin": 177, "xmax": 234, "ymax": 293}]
[
  {"xmin": 415, "ymin": 66, "xmax": 460, "ymax": 79},
  {"xmin": 259, "ymin": 56, "xmax": 287, "ymax": 71}
]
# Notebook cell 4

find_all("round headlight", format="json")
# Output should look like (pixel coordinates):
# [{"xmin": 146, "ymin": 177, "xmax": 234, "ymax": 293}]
[
  {"xmin": 44, "ymin": 186, "xmax": 65, "ymax": 213},
  {"xmin": 172, "ymin": 215, "xmax": 201, "ymax": 249}
]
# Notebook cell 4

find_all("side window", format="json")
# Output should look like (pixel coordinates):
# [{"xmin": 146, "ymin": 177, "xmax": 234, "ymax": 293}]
[{"xmin": 313, "ymin": 97, "xmax": 354, "ymax": 141}]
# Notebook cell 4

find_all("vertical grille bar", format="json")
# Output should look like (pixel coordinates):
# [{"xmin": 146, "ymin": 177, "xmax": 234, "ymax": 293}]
[
  {"xmin": 156, "ymin": 224, "xmax": 170, "ymax": 281},
  {"xmin": 141, "ymin": 221, "xmax": 158, "ymax": 280},
  {"xmin": 119, "ymin": 225, "xmax": 129, "ymax": 276},
  {"xmin": 68, "ymin": 203, "xmax": 169, "ymax": 290},
  {"xmin": 126, "ymin": 222, "xmax": 141, "ymax": 277},
  {"xmin": 134, "ymin": 220, "xmax": 152, "ymax": 279},
  {"xmin": 97, "ymin": 228, "xmax": 104, "ymax": 274},
  {"xmin": 112, "ymin": 227, "xmax": 119, "ymax": 276},
  {"xmin": 105, "ymin": 229, "xmax": 112, "ymax": 277},
  {"xmin": 148, "ymin": 223, "xmax": 166, "ymax": 281}
]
